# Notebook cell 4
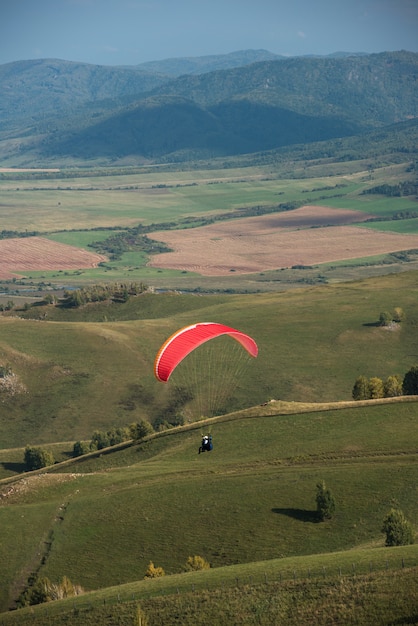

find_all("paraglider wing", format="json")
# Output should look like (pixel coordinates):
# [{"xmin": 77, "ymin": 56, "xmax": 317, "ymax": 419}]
[{"xmin": 154, "ymin": 322, "xmax": 258, "ymax": 383}]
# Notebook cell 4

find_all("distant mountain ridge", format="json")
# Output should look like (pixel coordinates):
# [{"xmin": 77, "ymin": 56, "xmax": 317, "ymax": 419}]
[
  {"xmin": 0, "ymin": 49, "xmax": 417, "ymax": 165},
  {"xmin": 135, "ymin": 49, "xmax": 285, "ymax": 76}
]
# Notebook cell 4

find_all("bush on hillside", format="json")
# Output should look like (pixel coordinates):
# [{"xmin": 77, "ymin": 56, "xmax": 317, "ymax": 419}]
[
  {"xmin": 24, "ymin": 446, "xmax": 55, "ymax": 471},
  {"xmin": 402, "ymin": 365, "xmax": 418, "ymax": 395},
  {"xmin": 185, "ymin": 555, "xmax": 211, "ymax": 571},
  {"xmin": 368, "ymin": 377, "xmax": 384, "ymax": 399},
  {"xmin": 17, "ymin": 575, "xmax": 84, "ymax": 606},
  {"xmin": 382, "ymin": 508, "xmax": 414, "ymax": 546},
  {"xmin": 379, "ymin": 311, "xmax": 393, "ymax": 327},
  {"xmin": 73, "ymin": 421, "xmax": 154, "ymax": 458},
  {"xmin": 73, "ymin": 440, "xmax": 91, "ymax": 457},
  {"xmin": 316, "ymin": 480, "xmax": 336, "ymax": 521},
  {"xmin": 129, "ymin": 419, "xmax": 154, "ymax": 440},
  {"xmin": 144, "ymin": 561, "xmax": 165, "ymax": 578},
  {"xmin": 352, "ymin": 375, "xmax": 371, "ymax": 400},
  {"xmin": 383, "ymin": 374, "xmax": 403, "ymax": 397},
  {"xmin": 90, "ymin": 426, "xmax": 130, "ymax": 451}
]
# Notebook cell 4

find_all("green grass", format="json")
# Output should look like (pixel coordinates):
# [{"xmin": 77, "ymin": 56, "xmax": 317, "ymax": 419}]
[
  {"xmin": 2, "ymin": 270, "xmax": 418, "ymax": 449},
  {"xmin": 360, "ymin": 217, "xmax": 418, "ymax": 234},
  {"xmin": 1, "ymin": 553, "xmax": 417, "ymax": 625},
  {"xmin": 0, "ymin": 402, "xmax": 417, "ymax": 620}
]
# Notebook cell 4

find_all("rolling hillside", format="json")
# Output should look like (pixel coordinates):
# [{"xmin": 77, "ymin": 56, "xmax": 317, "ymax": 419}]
[
  {"xmin": 0, "ymin": 268, "xmax": 417, "ymax": 623},
  {"xmin": 0, "ymin": 397, "xmax": 417, "ymax": 622},
  {"xmin": 0, "ymin": 270, "xmax": 418, "ymax": 449}
]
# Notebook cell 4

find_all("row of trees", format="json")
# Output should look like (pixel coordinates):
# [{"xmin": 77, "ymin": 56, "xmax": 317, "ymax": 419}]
[
  {"xmin": 60, "ymin": 281, "xmax": 148, "ymax": 308},
  {"xmin": 362, "ymin": 181, "xmax": 418, "ymax": 198},
  {"xmin": 73, "ymin": 420, "xmax": 154, "ymax": 457},
  {"xmin": 352, "ymin": 365, "xmax": 418, "ymax": 400},
  {"xmin": 24, "ymin": 420, "xmax": 155, "ymax": 470}
]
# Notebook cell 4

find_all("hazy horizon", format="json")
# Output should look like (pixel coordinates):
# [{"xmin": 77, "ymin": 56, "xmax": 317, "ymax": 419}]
[{"xmin": 1, "ymin": 0, "xmax": 417, "ymax": 67}]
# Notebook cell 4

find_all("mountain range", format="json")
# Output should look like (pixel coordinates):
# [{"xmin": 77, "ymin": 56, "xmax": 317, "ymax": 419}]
[{"xmin": 0, "ymin": 49, "xmax": 417, "ymax": 165}]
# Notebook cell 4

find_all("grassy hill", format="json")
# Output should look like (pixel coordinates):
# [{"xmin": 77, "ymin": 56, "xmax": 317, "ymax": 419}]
[
  {"xmin": 0, "ymin": 269, "xmax": 417, "ymax": 622},
  {"xmin": 0, "ymin": 398, "xmax": 417, "ymax": 622},
  {"xmin": 1, "ymin": 270, "xmax": 418, "ymax": 448}
]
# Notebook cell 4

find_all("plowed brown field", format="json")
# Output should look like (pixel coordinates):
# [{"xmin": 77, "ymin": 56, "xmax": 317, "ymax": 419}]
[
  {"xmin": 148, "ymin": 205, "xmax": 418, "ymax": 276},
  {"xmin": 0, "ymin": 237, "xmax": 107, "ymax": 279}
]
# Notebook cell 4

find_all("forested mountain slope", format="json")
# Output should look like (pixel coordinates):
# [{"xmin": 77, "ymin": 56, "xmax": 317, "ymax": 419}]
[{"xmin": 0, "ymin": 50, "xmax": 417, "ymax": 164}]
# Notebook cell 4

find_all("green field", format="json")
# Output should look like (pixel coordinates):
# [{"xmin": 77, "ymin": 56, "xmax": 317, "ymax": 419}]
[
  {"xmin": 0, "ymin": 272, "xmax": 417, "ymax": 623},
  {"xmin": 0, "ymin": 398, "xmax": 417, "ymax": 623},
  {"xmin": 1, "ymin": 270, "xmax": 418, "ymax": 448}
]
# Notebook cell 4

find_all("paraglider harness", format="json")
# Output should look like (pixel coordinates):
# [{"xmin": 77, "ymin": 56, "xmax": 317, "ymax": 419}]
[{"xmin": 198, "ymin": 434, "xmax": 213, "ymax": 454}]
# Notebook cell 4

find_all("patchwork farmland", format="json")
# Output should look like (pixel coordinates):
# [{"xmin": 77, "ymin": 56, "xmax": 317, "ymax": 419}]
[
  {"xmin": 0, "ymin": 237, "xmax": 106, "ymax": 279},
  {"xmin": 148, "ymin": 205, "xmax": 418, "ymax": 275}
]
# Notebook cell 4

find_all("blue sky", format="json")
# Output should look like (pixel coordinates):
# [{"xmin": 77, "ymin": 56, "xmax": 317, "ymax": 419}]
[{"xmin": 1, "ymin": 0, "xmax": 417, "ymax": 66}]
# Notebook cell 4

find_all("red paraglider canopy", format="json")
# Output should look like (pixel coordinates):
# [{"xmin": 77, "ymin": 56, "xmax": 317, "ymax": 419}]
[{"xmin": 154, "ymin": 322, "xmax": 258, "ymax": 383}]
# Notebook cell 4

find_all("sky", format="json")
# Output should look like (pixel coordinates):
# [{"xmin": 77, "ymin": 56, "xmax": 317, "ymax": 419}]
[{"xmin": 1, "ymin": 0, "xmax": 417, "ymax": 67}]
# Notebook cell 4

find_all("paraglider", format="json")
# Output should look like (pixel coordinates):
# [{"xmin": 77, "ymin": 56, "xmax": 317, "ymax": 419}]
[
  {"xmin": 198, "ymin": 433, "xmax": 213, "ymax": 454},
  {"xmin": 153, "ymin": 322, "xmax": 258, "ymax": 421},
  {"xmin": 154, "ymin": 322, "xmax": 258, "ymax": 383}
]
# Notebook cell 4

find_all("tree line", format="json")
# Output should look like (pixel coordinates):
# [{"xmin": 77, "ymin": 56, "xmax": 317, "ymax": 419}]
[{"xmin": 352, "ymin": 365, "xmax": 418, "ymax": 400}]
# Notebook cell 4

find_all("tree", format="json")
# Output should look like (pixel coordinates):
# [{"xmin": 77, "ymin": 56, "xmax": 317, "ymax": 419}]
[
  {"xmin": 24, "ymin": 446, "xmax": 55, "ymax": 471},
  {"xmin": 129, "ymin": 420, "xmax": 154, "ymax": 440},
  {"xmin": 368, "ymin": 377, "xmax": 384, "ymax": 399},
  {"xmin": 403, "ymin": 365, "xmax": 418, "ymax": 395},
  {"xmin": 144, "ymin": 561, "xmax": 165, "ymax": 578},
  {"xmin": 185, "ymin": 555, "xmax": 211, "ymax": 571},
  {"xmin": 379, "ymin": 311, "xmax": 393, "ymax": 326},
  {"xmin": 393, "ymin": 307, "xmax": 405, "ymax": 323},
  {"xmin": 352, "ymin": 375, "xmax": 370, "ymax": 400},
  {"xmin": 316, "ymin": 480, "xmax": 336, "ymax": 521},
  {"xmin": 381, "ymin": 508, "xmax": 414, "ymax": 546},
  {"xmin": 383, "ymin": 374, "xmax": 403, "ymax": 397},
  {"xmin": 73, "ymin": 441, "xmax": 91, "ymax": 457}
]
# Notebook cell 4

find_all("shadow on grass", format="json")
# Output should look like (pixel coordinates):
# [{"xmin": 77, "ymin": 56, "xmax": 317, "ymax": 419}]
[
  {"xmin": 1, "ymin": 461, "xmax": 26, "ymax": 474},
  {"xmin": 272, "ymin": 507, "xmax": 320, "ymax": 523}
]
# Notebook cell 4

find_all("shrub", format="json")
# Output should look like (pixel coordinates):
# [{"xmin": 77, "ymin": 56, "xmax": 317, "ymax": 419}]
[
  {"xmin": 144, "ymin": 561, "xmax": 165, "ymax": 578},
  {"xmin": 352, "ymin": 375, "xmax": 370, "ymax": 400},
  {"xmin": 24, "ymin": 446, "xmax": 55, "ymax": 471},
  {"xmin": 383, "ymin": 374, "xmax": 403, "ymax": 397},
  {"xmin": 403, "ymin": 365, "xmax": 418, "ymax": 395},
  {"xmin": 316, "ymin": 480, "xmax": 336, "ymax": 521},
  {"xmin": 18, "ymin": 576, "xmax": 84, "ymax": 606},
  {"xmin": 73, "ymin": 440, "xmax": 91, "ymax": 457},
  {"xmin": 368, "ymin": 377, "xmax": 384, "ymax": 399},
  {"xmin": 185, "ymin": 555, "xmax": 211, "ymax": 571},
  {"xmin": 382, "ymin": 508, "xmax": 414, "ymax": 546},
  {"xmin": 129, "ymin": 419, "xmax": 154, "ymax": 440},
  {"xmin": 393, "ymin": 307, "xmax": 405, "ymax": 322},
  {"xmin": 379, "ymin": 311, "xmax": 393, "ymax": 326}
]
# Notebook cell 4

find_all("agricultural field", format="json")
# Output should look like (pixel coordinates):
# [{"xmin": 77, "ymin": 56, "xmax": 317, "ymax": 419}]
[
  {"xmin": 148, "ymin": 205, "xmax": 418, "ymax": 275},
  {"xmin": 0, "ymin": 237, "xmax": 106, "ymax": 279},
  {"xmin": 0, "ymin": 156, "xmax": 417, "ymax": 294}
]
